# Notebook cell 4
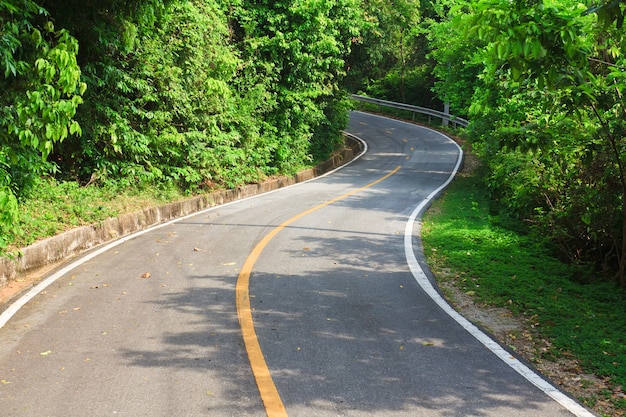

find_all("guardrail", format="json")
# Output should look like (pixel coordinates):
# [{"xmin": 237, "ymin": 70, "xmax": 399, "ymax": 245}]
[{"xmin": 350, "ymin": 94, "xmax": 469, "ymax": 128}]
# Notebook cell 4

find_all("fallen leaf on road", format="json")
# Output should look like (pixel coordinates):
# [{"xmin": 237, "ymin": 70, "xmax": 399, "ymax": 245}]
[
  {"xmin": 1, "ymin": 379, "xmax": 11, "ymax": 384},
  {"xmin": 72, "ymin": 307, "xmax": 81, "ymax": 311},
  {"xmin": 422, "ymin": 341, "xmax": 435, "ymax": 346},
  {"xmin": 39, "ymin": 351, "xmax": 52, "ymax": 356},
  {"xmin": 222, "ymin": 262, "xmax": 236, "ymax": 266},
  {"xmin": 140, "ymin": 272, "xmax": 151, "ymax": 279}
]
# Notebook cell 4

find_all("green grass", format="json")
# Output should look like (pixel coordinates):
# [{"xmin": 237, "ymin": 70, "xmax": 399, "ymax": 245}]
[
  {"xmin": 13, "ymin": 178, "xmax": 186, "ymax": 250},
  {"xmin": 422, "ymin": 171, "xmax": 626, "ymax": 412}
]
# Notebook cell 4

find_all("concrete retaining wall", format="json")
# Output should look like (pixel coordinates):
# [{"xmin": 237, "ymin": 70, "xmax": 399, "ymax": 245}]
[{"xmin": 0, "ymin": 136, "xmax": 363, "ymax": 288}]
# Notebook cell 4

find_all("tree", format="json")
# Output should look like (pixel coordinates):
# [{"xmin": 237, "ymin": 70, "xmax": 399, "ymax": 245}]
[
  {"xmin": 425, "ymin": 0, "xmax": 483, "ymax": 117},
  {"xmin": 229, "ymin": 0, "xmax": 364, "ymax": 168},
  {"xmin": 0, "ymin": 0, "xmax": 85, "ymax": 250},
  {"xmin": 345, "ymin": 0, "xmax": 438, "ymax": 107},
  {"xmin": 447, "ymin": 0, "xmax": 626, "ymax": 285}
]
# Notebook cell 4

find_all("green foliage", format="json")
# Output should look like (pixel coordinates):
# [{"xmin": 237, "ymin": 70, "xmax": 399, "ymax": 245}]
[
  {"xmin": 584, "ymin": 0, "xmax": 626, "ymax": 28},
  {"xmin": 45, "ymin": 0, "xmax": 364, "ymax": 188},
  {"xmin": 48, "ymin": 0, "xmax": 244, "ymax": 187},
  {"xmin": 346, "ymin": 0, "xmax": 440, "ymax": 107},
  {"xmin": 425, "ymin": 0, "xmax": 483, "ymax": 117},
  {"xmin": 367, "ymin": 65, "xmax": 439, "ymax": 106},
  {"xmin": 231, "ymin": 0, "xmax": 364, "ymax": 171},
  {"xmin": 426, "ymin": 0, "xmax": 626, "ymax": 282},
  {"xmin": 0, "ymin": 0, "xmax": 85, "ymax": 251},
  {"xmin": 467, "ymin": 0, "xmax": 593, "ymax": 86},
  {"xmin": 0, "ymin": 0, "xmax": 366, "ymax": 251}
]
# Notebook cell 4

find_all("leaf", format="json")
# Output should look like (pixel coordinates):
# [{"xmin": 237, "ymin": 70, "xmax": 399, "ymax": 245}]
[
  {"xmin": 39, "ymin": 350, "xmax": 52, "ymax": 356},
  {"xmin": 140, "ymin": 272, "xmax": 151, "ymax": 278}
]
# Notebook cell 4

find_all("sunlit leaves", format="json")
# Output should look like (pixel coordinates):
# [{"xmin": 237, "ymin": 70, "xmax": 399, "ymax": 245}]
[
  {"xmin": 0, "ymin": 1, "xmax": 85, "ymax": 252},
  {"xmin": 0, "ymin": 0, "xmax": 363, "ymax": 251},
  {"xmin": 466, "ymin": 0, "xmax": 593, "ymax": 86},
  {"xmin": 427, "ymin": 0, "xmax": 626, "ymax": 281},
  {"xmin": 232, "ymin": 0, "xmax": 363, "ymax": 171}
]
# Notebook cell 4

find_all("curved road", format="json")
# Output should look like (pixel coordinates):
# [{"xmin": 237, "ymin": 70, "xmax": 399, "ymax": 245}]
[{"xmin": 0, "ymin": 112, "xmax": 591, "ymax": 416}]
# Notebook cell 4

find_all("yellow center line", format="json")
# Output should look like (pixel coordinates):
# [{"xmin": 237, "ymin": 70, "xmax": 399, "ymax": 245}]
[{"xmin": 236, "ymin": 166, "xmax": 401, "ymax": 417}]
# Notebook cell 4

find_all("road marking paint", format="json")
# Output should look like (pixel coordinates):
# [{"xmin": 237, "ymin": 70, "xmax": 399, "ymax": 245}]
[
  {"xmin": 401, "ymin": 123, "xmax": 595, "ymax": 417},
  {"xmin": 236, "ymin": 166, "xmax": 401, "ymax": 417},
  {"xmin": 0, "ymin": 134, "xmax": 367, "ymax": 334}
]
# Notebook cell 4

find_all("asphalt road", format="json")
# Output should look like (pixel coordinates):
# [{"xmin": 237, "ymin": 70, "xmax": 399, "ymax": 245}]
[{"xmin": 0, "ymin": 112, "xmax": 592, "ymax": 416}]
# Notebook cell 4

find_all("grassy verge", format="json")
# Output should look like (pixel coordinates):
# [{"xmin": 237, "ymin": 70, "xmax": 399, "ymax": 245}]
[
  {"xmin": 12, "ymin": 178, "xmax": 186, "ymax": 251},
  {"xmin": 421, "ymin": 167, "xmax": 626, "ymax": 416},
  {"xmin": 7, "ymin": 140, "xmax": 352, "ymax": 253}
]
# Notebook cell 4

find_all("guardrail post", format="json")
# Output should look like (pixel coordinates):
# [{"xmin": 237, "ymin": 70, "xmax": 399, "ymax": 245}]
[{"xmin": 443, "ymin": 102, "xmax": 450, "ymax": 127}]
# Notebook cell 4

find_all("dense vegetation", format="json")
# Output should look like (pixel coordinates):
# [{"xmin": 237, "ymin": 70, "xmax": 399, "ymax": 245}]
[
  {"xmin": 2, "ymin": 1, "xmax": 626, "ymax": 285},
  {"xmin": 1, "ymin": 0, "xmax": 369, "ymax": 250},
  {"xmin": 425, "ymin": 0, "xmax": 626, "ymax": 287}
]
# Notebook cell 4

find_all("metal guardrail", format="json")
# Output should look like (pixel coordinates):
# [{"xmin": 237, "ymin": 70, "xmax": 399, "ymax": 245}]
[{"xmin": 351, "ymin": 94, "xmax": 469, "ymax": 128}]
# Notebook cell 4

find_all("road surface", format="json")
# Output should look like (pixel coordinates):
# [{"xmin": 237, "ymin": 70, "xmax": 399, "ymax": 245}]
[{"xmin": 0, "ymin": 112, "xmax": 592, "ymax": 416}]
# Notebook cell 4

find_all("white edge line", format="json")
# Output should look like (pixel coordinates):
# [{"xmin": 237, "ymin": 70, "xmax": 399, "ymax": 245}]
[
  {"xmin": 361, "ymin": 112, "xmax": 596, "ymax": 417},
  {"xmin": 0, "ymin": 135, "xmax": 368, "ymax": 331},
  {"xmin": 357, "ymin": 110, "xmax": 593, "ymax": 415},
  {"xmin": 399, "ymin": 123, "xmax": 596, "ymax": 417}
]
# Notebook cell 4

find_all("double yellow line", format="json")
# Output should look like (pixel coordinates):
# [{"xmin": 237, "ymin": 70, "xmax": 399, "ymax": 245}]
[{"xmin": 236, "ymin": 166, "xmax": 401, "ymax": 417}]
